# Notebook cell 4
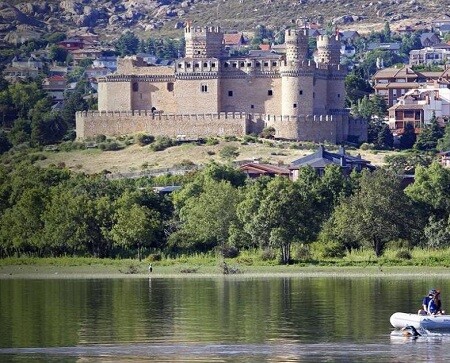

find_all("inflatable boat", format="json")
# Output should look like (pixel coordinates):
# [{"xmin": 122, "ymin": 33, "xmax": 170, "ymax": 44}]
[{"xmin": 390, "ymin": 312, "xmax": 450, "ymax": 330}]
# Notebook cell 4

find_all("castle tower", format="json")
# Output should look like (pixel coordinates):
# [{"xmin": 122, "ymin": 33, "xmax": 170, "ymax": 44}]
[
  {"xmin": 316, "ymin": 33, "xmax": 341, "ymax": 65},
  {"xmin": 280, "ymin": 28, "xmax": 313, "ymax": 116},
  {"xmin": 284, "ymin": 28, "xmax": 309, "ymax": 65},
  {"xmin": 184, "ymin": 22, "xmax": 224, "ymax": 59}
]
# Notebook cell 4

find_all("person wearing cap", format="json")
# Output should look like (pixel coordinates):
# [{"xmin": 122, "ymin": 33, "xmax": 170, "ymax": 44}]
[{"xmin": 418, "ymin": 289, "xmax": 437, "ymax": 315}]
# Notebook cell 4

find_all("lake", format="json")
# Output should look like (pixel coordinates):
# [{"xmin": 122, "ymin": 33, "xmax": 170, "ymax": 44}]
[{"xmin": 2, "ymin": 275, "xmax": 450, "ymax": 362}]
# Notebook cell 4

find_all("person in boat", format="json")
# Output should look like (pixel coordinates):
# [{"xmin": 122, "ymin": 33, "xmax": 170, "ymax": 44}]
[
  {"xmin": 434, "ymin": 289, "xmax": 445, "ymax": 314},
  {"xmin": 418, "ymin": 289, "xmax": 437, "ymax": 315}
]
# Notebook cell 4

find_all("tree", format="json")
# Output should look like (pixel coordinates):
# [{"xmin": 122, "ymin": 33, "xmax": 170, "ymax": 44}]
[
  {"xmin": 0, "ymin": 130, "xmax": 12, "ymax": 154},
  {"xmin": 405, "ymin": 162, "xmax": 450, "ymax": 219},
  {"xmin": 437, "ymin": 122, "xmax": 450, "ymax": 151},
  {"xmin": 344, "ymin": 72, "xmax": 373, "ymax": 106},
  {"xmin": 376, "ymin": 124, "xmax": 394, "ymax": 149},
  {"xmin": 414, "ymin": 113, "xmax": 444, "ymax": 151},
  {"xmin": 382, "ymin": 21, "xmax": 391, "ymax": 42},
  {"xmin": 327, "ymin": 169, "xmax": 421, "ymax": 257},
  {"xmin": 400, "ymin": 123, "xmax": 416, "ymax": 149},
  {"xmin": 111, "ymin": 204, "xmax": 160, "ymax": 261},
  {"xmin": 115, "ymin": 31, "xmax": 140, "ymax": 56},
  {"xmin": 49, "ymin": 45, "xmax": 68, "ymax": 63},
  {"xmin": 175, "ymin": 179, "xmax": 242, "ymax": 253}
]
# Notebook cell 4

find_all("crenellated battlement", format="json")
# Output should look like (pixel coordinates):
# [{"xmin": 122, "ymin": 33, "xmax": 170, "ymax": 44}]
[{"xmin": 76, "ymin": 111, "xmax": 366, "ymax": 144}]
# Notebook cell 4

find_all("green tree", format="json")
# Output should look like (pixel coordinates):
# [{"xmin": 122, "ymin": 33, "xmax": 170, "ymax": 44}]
[
  {"xmin": 48, "ymin": 45, "xmax": 68, "ymax": 63},
  {"xmin": 376, "ymin": 124, "xmax": 394, "ymax": 149},
  {"xmin": 115, "ymin": 31, "xmax": 140, "ymax": 56},
  {"xmin": 0, "ymin": 130, "xmax": 12, "ymax": 154},
  {"xmin": 111, "ymin": 204, "xmax": 160, "ymax": 261},
  {"xmin": 400, "ymin": 123, "xmax": 417, "ymax": 149},
  {"xmin": 437, "ymin": 122, "xmax": 450, "ymax": 151},
  {"xmin": 344, "ymin": 72, "xmax": 373, "ymax": 106},
  {"xmin": 414, "ymin": 113, "xmax": 444, "ymax": 151},
  {"xmin": 176, "ymin": 179, "xmax": 242, "ymax": 253},
  {"xmin": 327, "ymin": 169, "xmax": 421, "ymax": 257},
  {"xmin": 405, "ymin": 162, "xmax": 450, "ymax": 218}
]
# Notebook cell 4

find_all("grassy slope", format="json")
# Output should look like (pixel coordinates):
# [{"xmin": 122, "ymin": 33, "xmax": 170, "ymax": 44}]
[{"xmin": 36, "ymin": 141, "xmax": 390, "ymax": 175}]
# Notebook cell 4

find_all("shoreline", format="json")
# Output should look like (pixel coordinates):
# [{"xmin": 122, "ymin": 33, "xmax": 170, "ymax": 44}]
[{"xmin": 2, "ymin": 264, "xmax": 450, "ymax": 279}]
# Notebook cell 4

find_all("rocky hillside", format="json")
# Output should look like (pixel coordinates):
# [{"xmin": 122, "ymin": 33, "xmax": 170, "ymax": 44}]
[{"xmin": 1, "ymin": 0, "xmax": 445, "ymax": 43}]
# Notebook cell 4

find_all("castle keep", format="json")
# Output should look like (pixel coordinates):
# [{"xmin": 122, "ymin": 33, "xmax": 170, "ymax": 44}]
[{"xmin": 76, "ymin": 25, "xmax": 367, "ymax": 143}]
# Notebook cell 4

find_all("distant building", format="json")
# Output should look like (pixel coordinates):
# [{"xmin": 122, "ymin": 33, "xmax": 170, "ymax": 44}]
[
  {"xmin": 409, "ymin": 45, "xmax": 450, "ymax": 66},
  {"xmin": 289, "ymin": 145, "xmax": 374, "ymax": 180},
  {"xmin": 239, "ymin": 163, "xmax": 290, "ymax": 178},
  {"xmin": 42, "ymin": 75, "xmax": 67, "ymax": 102},
  {"xmin": 372, "ymin": 65, "xmax": 450, "ymax": 107},
  {"xmin": 367, "ymin": 42, "xmax": 402, "ymax": 54},
  {"xmin": 420, "ymin": 32, "xmax": 441, "ymax": 47},
  {"xmin": 387, "ymin": 81, "xmax": 450, "ymax": 131}
]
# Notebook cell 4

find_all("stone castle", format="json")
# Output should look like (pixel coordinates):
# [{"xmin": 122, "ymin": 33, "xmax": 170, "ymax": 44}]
[{"xmin": 76, "ymin": 24, "xmax": 367, "ymax": 143}]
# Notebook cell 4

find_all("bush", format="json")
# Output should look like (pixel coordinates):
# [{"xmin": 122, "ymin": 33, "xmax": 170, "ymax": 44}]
[
  {"xmin": 219, "ymin": 245, "xmax": 240, "ymax": 258},
  {"xmin": 314, "ymin": 241, "xmax": 346, "ymax": 258},
  {"xmin": 259, "ymin": 127, "xmax": 276, "ymax": 139},
  {"xmin": 219, "ymin": 145, "xmax": 239, "ymax": 159},
  {"xmin": 360, "ymin": 142, "xmax": 374, "ymax": 150},
  {"xmin": 224, "ymin": 135, "xmax": 238, "ymax": 142},
  {"xmin": 99, "ymin": 141, "xmax": 122, "ymax": 151},
  {"xmin": 206, "ymin": 137, "xmax": 219, "ymax": 146},
  {"xmin": 396, "ymin": 249, "xmax": 412, "ymax": 260},
  {"xmin": 261, "ymin": 248, "xmax": 277, "ymax": 261},
  {"xmin": 243, "ymin": 134, "xmax": 258, "ymax": 143},
  {"xmin": 147, "ymin": 253, "xmax": 162, "ymax": 262},
  {"xmin": 95, "ymin": 134, "xmax": 107, "ymax": 143},
  {"xmin": 136, "ymin": 133, "xmax": 155, "ymax": 146},
  {"xmin": 295, "ymin": 244, "xmax": 312, "ymax": 261},
  {"xmin": 150, "ymin": 136, "xmax": 175, "ymax": 151}
]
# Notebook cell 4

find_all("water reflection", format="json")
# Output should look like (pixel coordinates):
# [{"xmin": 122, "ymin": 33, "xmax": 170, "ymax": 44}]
[{"xmin": 2, "ymin": 276, "xmax": 450, "ymax": 361}]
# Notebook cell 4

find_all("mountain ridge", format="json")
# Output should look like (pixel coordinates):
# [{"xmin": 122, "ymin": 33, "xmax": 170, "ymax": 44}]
[{"xmin": 1, "ymin": 0, "xmax": 444, "ymax": 43}]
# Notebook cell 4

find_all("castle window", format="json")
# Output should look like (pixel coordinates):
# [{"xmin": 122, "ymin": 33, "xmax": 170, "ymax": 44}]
[
  {"xmin": 186, "ymin": 63, "xmax": 191, "ymax": 68},
  {"xmin": 203, "ymin": 62, "xmax": 208, "ymax": 67},
  {"xmin": 132, "ymin": 82, "xmax": 139, "ymax": 92},
  {"xmin": 250, "ymin": 105, "xmax": 254, "ymax": 109},
  {"xmin": 256, "ymin": 62, "xmax": 261, "ymax": 67},
  {"xmin": 313, "ymin": 92, "xmax": 315, "ymax": 98},
  {"xmin": 268, "ymin": 90, "xmax": 273, "ymax": 96},
  {"xmin": 178, "ymin": 63, "xmax": 183, "ymax": 68},
  {"xmin": 338, "ymin": 93, "xmax": 341, "ymax": 98},
  {"xmin": 264, "ymin": 62, "xmax": 269, "ymax": 66},
  {"xmin": 247, "ymin": 62, "xmax": 251, "ymax": 67},
  {"xmin": 195, "ymin": 63, "xmax": 200, "ymax": 68},
  {"xmin": 299, "ymin": 90, "xmax": 303, "ymax": 95},
  {"xmin": 272, "ymin": 61, "xmax": 277, "ymax": 66},
  {"xmin": 240, "ymin": 62, "xmax": 245, "ymax": 67},
  {"xmin": 293, "ymin": 103, "xmax": 297, "ymax": 108},
  {"xmin": 232, "ymin": 62, "xmax": 237, "ymax": 68},
  {"xmin": 211, "ymin": 63, "xmax": 216, "ymax": 67},
  {"xmin": 228, "ymin": 90, "xmax": 233, "ymax": 97},
  {"xmin": 167, "ymin": 82, "xmax": 174, "ymax": 92},
  {"xmin": 201, "ymin": 84, "xmax": 208, "ymax": 93},
  {"xmin": 197, "ymin": 50, "xmax": 201, "ymax": 54},
  {"xmin": 224, "ymin": 62, "xmax": 229, "ymax": 68}
]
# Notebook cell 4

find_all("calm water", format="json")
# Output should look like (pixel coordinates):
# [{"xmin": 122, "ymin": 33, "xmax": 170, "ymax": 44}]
[{"xmin": 2, "ymin": 276, "xmax": 450, "ymax": 362}]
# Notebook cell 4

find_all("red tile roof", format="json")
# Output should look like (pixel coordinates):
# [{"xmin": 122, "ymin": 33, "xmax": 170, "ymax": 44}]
[{"xmin": 224, "ymin": 33, "xmax": 244, "ymax": 46}]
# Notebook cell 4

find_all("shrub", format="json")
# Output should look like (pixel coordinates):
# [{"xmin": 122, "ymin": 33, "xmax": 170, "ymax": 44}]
[
  {"xmin": 219, "ymin": 245, "xmax": 240, "ymax": 258},
  {"xmin": 136, "ymin": 133, "xmax": 155, "ymax": 146},
  {"xmin": 396, "ymin": 249, "xmax": 412, "ymax": 260},
  {"xmin": 224, "ymin": 135, "xmax": 238, "ymax": 142},
  {"xmin": 180, "ymin": 267, "xmax": 199, "ymax": 273},
  {"xmin": 219, "ymin": 145, "xmax": 239, "ymax": 159},
  {"xmin": 206, "ymin": 137, "xmax": 219, "ymax": 146},
  {"xmin": 206, "ymin": 150, "xmax": 216, "ymax": 156},
  {"xmin": 259, "ymin": 127, "xmax": 276, "ymax": 139},
  {"xmin": 360, "ymin": 142, "xmax": 374, "ymax": 150},
  {"xmin": 99, "ymin": 141, "xmax": 122, "ymax": 151},
  {"xmin": 150, "ymin": 136, "xmax": 175, "ymax": 151},
  {"xmin": 95, "ymin": 134, "xmax": 107, "ymax": 143},
  {"xmin": 243, "ymin": 134, "xmax": 258, "ymax": 143},
  {"xmin": 295, "ymin": 244, "xmax": 312, "ymax": 261},
  {"xmin": 314, "ymin": 241, "xmax": 346, "ymax": 258},
  {"xmin": 119, "ymin": 263, "xmax": 140, "ymax": 274},
  {"xmin": 261, "ymin": 248, "xmax": 277, "ymax": 261},
  {"xmin": 147, "ymin": 253, "xmax": 162, "ymax": 262},
  {"xmin": 174, "ymin": 159, "xmax": 196, "ymax": 169}
]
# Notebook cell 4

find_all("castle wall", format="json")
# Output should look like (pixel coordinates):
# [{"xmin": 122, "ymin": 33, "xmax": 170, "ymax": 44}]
[
  {"xmin": 76, "ymin": 111, "xmax": 366, "ymax": 144},
  {"xmin": 327, "ymin": 69, "xmax": 346, "ymax": 111},
  {"xmin": 131, "ymin": 80, "xmax": 178, "ymax": 113},
  {"xmin": 76, "ymin": 111, "xmax": 247, "ymax": 139},
  {"xmin": 98, "ymin": 81, "xmax": 132, "ymax": 111},
  {"xmin": 219, "ymin": 76, "xmax": 282, "ymax": 114},
  {"xmin": 313, "ymin": 75, "xmax": 328, "ymax": 114},
  {"xmin": 175, "ymin": 77, "xmax": 220, "ymax": 113}
]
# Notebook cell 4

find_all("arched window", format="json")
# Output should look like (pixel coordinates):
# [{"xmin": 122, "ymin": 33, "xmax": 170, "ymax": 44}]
[{"xmin": 132, "ymin": 82, "xmax": 139, "ymax": 92}]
